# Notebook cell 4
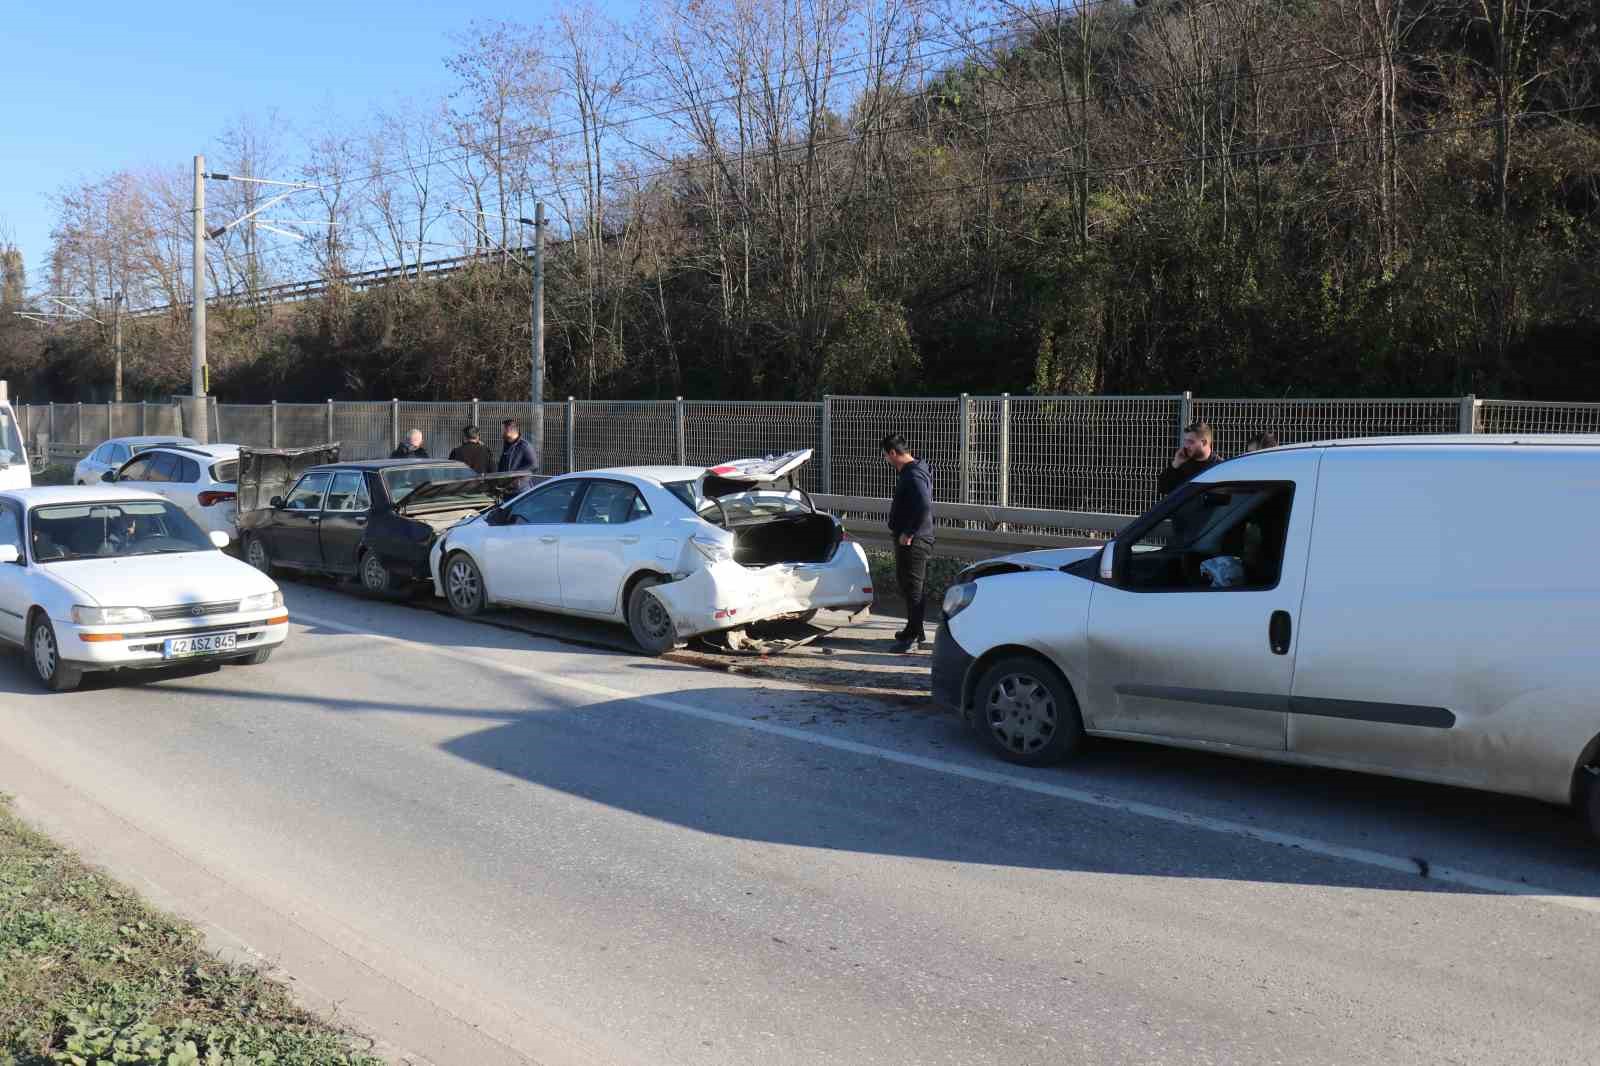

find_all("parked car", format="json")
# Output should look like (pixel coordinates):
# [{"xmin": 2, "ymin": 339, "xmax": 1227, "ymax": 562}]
[
  {"xmin": 0, "ymin": 382, "xmax": 31, "ymax": 490},
  {"xmin": 428, "ymin": 449, "xmax": 873, "ymax": 653},
  {"xmin": 74, "ymin": 435, "xmax": 196, "ymax": 485},
  {"xmin": 109, "ymin": 443, "xmax": 241, "ymax": 545},
  {"xmin": 931, "ymin": 435, "xmax": 1600, "ymax": 839},
  {"xmin": 237, "ymin": 459, "xmax": 521, "ymax": 595},
  {"xmin": 0, "ymin": 486, "xmax": 288, "ymax": 691}
]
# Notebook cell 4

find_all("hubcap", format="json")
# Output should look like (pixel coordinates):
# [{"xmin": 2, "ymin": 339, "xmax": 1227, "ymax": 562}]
[
  {"xmin": 637, "ymin": 588, "xmax": 671, "ymax": 639},
  {"xmin": 248, "ymin": 539, "xmax": 267, "ymax": 570},
  {"xmin": 32, "ymin": 626, "xmax": 56, "ymax": 680},
  {"xmin": 364, "ymin": 555, "xmax": 387, "ymax": 589},
  {"xmin": 985, "ymin": 673, "xmax": 1057, "ymax": 754},
  {"xmin": 448, "ymin": 559, "xmax": 480, "ymax": 608}
]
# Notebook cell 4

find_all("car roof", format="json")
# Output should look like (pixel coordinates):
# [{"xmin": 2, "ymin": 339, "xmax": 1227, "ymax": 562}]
[
  {"xmin": 304, "ymin": 459, "xmax": 474, "ymax": 473},
  {"xmin": 558, "ymin": 465, "xmax": 707, "ymax": 485},
  {"xmin": 104, "ymin": 435, "xmax": 196, "ymax": 446},
  {"xmin": 1253, "ymin": 433, "xmax": 1600, "ymax": 453},
  {"xmin": 2, "ymin": 486, "xmax": 166, "ymax": 507},
  {"xmin": 140, "ymin": 443, "xmax": 240, "ymax": 459}
]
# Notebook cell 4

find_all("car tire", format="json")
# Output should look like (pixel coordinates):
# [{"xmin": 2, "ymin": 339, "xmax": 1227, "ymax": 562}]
[
  {"xmin": 971, "ymin": 655, "xmax": 1084, "ymax": 766},
  {"xmin": 443, "ymin": 552, "xmax": 487, "ymax": 617},
  {"xmin": 359, "ymin": 550, "xmax": 401, "ymax": 598},
  {"xmin": 627, "ymin": 575, "xmax": 680, "ymax": 656},
  {"xmin": 28, "ymin": 615, "xmax": 83, "ymax": 693},
  {"xmin": 239, "ymin": 646, "xmax": 275, "ymax": 666},
  {"xmin": 244, "ymin": 534, "xmax": 276, "ymax": 577}
]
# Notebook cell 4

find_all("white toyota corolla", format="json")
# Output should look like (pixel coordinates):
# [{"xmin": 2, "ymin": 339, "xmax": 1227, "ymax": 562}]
[
  {"xmin": 428, "ymin": 450, "xmax": 873, "ymax": 652},
  {"xmin": 0, "ymin": 487, "xmax": 288, "ymax": 691}
]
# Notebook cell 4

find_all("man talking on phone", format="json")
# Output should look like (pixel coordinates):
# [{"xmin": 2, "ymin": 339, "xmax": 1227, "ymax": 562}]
[{"xmin": 1159, "ymin": 421, "xmax": 1223, "ymax": 497}]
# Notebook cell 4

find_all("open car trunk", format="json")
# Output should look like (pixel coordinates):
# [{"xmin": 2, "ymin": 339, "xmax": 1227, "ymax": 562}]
[
  {"xmin": 236, "ymin": 442, "xmax": 341, "ymax": 514},
  {"xmin": 728, "ymin": 513, "xmax": 840, "ymax": 566},
  {"xmin": 698, "ymin": 450, "xmax": 841, "ymax": 566}
]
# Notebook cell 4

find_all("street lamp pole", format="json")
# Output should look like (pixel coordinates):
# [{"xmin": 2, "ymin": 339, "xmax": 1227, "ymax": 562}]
[
  {"xmin": 112, "ymin": 291, "xmax": 124, "ymax": 402},
  {"xmin": 191, "ymin": 154, "xmax": 208, "ymax": 442},
  {"xmin": 531, "ymin": 201, "xmax": 545, "ymax": 474}
]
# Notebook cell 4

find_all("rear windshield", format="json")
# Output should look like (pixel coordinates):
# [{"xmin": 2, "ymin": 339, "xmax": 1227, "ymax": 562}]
[
  {"xmin": 29, "ymin": 500, "xmax": 214, "ymax": 562},
  {"xmin": 382, "ymin": 464, "xmax": 475, "ymax": 500},
  {"xmin": 211, "ymin": 460, "xmax": 238, "ymax": 484}
]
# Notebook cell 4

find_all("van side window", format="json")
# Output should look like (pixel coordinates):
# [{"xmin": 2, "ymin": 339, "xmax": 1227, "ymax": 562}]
[{"xmin": 1118, "ymin": 483, "xmax": 1294, "ymax": 592}]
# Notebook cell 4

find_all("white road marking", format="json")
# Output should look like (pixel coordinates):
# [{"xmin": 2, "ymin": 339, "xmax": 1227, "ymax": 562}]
[{"xmin": 291, "ymin": 608, "xmax": 1600, "ymax": 914}]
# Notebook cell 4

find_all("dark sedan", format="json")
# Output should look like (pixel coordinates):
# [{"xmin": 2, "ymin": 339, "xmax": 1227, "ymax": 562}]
[{"xmin": 237, "ymin": 459, "xmax": 522, "ymax": 595}]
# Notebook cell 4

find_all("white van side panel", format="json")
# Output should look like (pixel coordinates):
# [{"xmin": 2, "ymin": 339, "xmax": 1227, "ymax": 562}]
[
  {"xmin": 1290, "ymin": 445, "xmax": 1600, "ymax": 804},
  {"xmin": 0, "ymin": 402, "xmax": 30, "ymax": 490}
]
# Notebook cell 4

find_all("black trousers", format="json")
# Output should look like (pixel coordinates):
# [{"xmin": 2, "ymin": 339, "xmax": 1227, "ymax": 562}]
[{"xmin": 894, "ymin": 535, "xmax": 935, "ymax": 641}]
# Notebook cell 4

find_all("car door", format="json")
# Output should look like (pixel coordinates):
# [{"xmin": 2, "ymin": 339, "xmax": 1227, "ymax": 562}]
[
  {"xmin": 481, "ymin": 479, "xmax": 582, "ymax": 608},
  {"xmin": 1083, "ymin": 453, "xmax": 1319, "ymax": 751},
  {"xmin": 273, "ymin": 472, "xmax": 333, "ymax": 567},
  {"xmin": 113, "ymin": 452, "xmax": 160, "ymax": 490},
  {"xmin": 318, "ymin": 471, "xmax": 371, "ymax": 573},
  {"xmin": 161, "ymin": 454, "xmax": 206, "ymax": 528},
  {"xmin": 0, "ymin": 500, "xmax": 27, "ymax": 644},
  {"xmin": 561, "ymin": 480, "xmax": 651, "ymax": 615}
]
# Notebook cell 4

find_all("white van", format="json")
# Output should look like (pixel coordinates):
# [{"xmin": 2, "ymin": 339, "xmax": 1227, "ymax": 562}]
[
  {"xmin": 932, "ymin": 436, "xmax": 1600, "ymax": 838},
  {"xmin": 0, "ymin": 382, "xmax": 31, "ymax": 490}
]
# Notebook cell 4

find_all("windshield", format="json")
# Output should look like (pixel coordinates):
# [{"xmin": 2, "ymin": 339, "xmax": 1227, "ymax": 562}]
[
  {"xmin": 0, "ymin": 409, "xmax": 22, "ymax": 468},
  {"xmin": 29, "ymin": 500, "xmax": 215, "ymax": 563},
  {"xmin": 212, "ymin": 460, "xmax": 239, "ymax": 484},
  {"xmin": 382, "ymin": 464, "xmax": 474, "ymax": 501}
]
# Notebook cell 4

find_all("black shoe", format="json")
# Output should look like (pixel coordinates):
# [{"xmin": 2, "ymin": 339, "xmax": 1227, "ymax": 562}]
[{"xmin": 891, "ymin": 637, "xmax": 924, "ymax": 654}]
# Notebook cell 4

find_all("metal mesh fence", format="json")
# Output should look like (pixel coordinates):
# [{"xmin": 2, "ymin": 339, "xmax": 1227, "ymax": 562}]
[
  {"xmin": 1478, "ymin": 400, "xmax": 1600, "ymax": 434},
  {"xmin": 685, "ymin": 401, "xmax": 823, "ymax": 491},
  {"xmin": 831, "ymin": 396, "xmax": 962, "ymax": 501},
  {"xmin": 53, "ymin": 405, "xmax": 80, "ymax": 446},
  {"xmin": 216, "ymin": 404, "xmax": 275, "ymax": 448},
  {"xmin": 274, "ymin": 403, "xmax": 328, "ymax": 450},
  {"xmin": 332, "ymin": 401, "xmax": 392, "ymax": 460},
  {"xmin": 477, "ymin": 402, "xmax": 570, "ymax": 474},
  {"xmin": 1191, "ymin": 398, "xmax": 1461, "ymax": 456},
  {"xmin": 1005, "ymin": 395, "xmax": 1184, "ymax": 515},
  {"xmin": 396, "ymin": 402, "xmax": 475, "ymax": 463},
  {"xmin": 574, "ymin": 401, "xmax": 678, "ymax": 470}
]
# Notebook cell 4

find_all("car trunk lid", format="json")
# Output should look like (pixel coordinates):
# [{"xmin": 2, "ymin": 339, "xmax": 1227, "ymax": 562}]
[{"xmin": 236, "ymin": 443, "xmax": 341, "ymax": 513}]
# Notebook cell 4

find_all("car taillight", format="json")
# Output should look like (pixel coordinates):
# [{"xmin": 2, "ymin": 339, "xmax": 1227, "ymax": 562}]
[{"xmin": 198, "ymin": 491, "xmax": 236, "ymax": 507}]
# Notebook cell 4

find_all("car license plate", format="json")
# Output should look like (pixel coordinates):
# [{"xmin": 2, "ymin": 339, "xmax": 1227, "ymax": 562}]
[{"xmin": 163, "ymin": 633, "xmax": 237, "ymax": 659}]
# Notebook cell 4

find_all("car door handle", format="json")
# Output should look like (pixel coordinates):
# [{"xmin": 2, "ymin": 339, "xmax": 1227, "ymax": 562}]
[
  {"xmin": 1269, "ymin": 610, "xmax": 1292, "ymax": 655},
  {"xmin": 354, "ymin": 517, "xmax": 367, "ymax": 525},
  {"xmin": 307, "ymin": 516, "xmax": 320, "ymax": 524},
  {"xmin": 540, "ymin": 535, "xmax": 558, "ymax": 544}
]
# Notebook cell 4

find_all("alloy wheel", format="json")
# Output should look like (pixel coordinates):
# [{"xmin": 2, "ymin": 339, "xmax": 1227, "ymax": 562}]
[
  {"xmin": 362, "ymin": 553, "xmax": 389, "ymax": 591},
  {"xmin": 447, "ymin": 557, "xmax": 482, "ymax": 611}
]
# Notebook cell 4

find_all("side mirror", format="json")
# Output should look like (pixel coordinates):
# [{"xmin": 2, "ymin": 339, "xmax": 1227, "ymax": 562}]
[
  {"xmin": 0, "ymin": 545, "xmax": 19, "ymax": 565},
  {"xmin": 101, "ymin": 471, "xmax": 116, "ymax": 483},
  {"xmin": 209, "ymin": 530, "xmax": 230, "ymax": 549},
  {"xmin": 1098, "ymin": 541, "xmax": 1116, "ymax": 582},
  {"xmin": 269, "ymin": 496, "xmax": 285, "ymax": 509}
]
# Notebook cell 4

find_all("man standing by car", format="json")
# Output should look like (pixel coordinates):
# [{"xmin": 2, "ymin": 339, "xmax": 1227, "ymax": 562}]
[
  {"xmin": 392, "ymin": 429, "xmax": 429, "ymax": 459},
  {"xmin": 882, "ymin": 433, "xmax": 934, "ymax": 654},
  {"xmin": 1159, "ymin": 421, "xmax": 1223, "ymax": 496},
  {"xmin": 498, "ymin": 419, "xmax": 537, "ymax": 489},
  {"xmin": 449, "ymin": 425, "xmax": 493, "ymax": 474}
]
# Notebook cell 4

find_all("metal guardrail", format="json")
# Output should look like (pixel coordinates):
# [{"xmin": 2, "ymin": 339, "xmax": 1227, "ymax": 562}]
[{"xmin": 815, "ymin": 494, "xmax": 1132, "ymax": 558}]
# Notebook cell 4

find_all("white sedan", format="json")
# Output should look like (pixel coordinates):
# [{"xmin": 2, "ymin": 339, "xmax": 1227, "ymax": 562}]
[
  {"xmin": 74, "ymin": 435, "xmax": 196, "ymax": 485},
  {"xmin": 0, "ymin": 487, "xmax": 288, "ymax": 691},
  {"xmin": 429, "ymin": 450, "xmax": 873, "ymax": 653}
]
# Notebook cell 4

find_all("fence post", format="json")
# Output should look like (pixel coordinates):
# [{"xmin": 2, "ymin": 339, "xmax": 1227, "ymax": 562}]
[
  {"xmin": 1178, "ymin": 390, "xmax": 1194, "ymax": 443},
  {"xmin": 139, "ymin": 401, "xmax": 147, "ymax": 435},
  {"xmin": 76, "ymin": 402, "xmax": 84, "ymax": 446},
  {"xmin": 391, "ymin": 398, "xmax": 400, "ymax": 450},
  {"xmin": 958, "ymin": 393, "xmax": 971, "ymax": 505},
  {"xmin": 106, "ymin": 403, "xmax": 113, "ymax": 442},
  {"xmin": 49, "ymin": 404, "xmax": 56, "ymax": 445},
  {"xmin": 1458, "ymin": 393, "xmax": 1478, "ymax": 434},
  {"xmin": 270, "ymin": 401, "xmax": 279, "ymax": 447},
  {"xmin": 326, "ymin": 399, "xmax": 334, "ymax": 443},
  {"xmin": 674, "ymin": 396, "xmax": 687, "ymax": 465},
  {"xmin": 999, "ymin": 393, "xmax": 1011, "ymax": 510},
  {"xmin": 820, "ymin": 396, "xmax": 832, "ymax": 495},
  {"xmin": 565, "ymin": 397, "xmax": 577, "ymax": 472}
]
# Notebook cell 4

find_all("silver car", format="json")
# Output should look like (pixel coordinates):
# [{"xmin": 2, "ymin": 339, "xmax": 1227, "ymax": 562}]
[{"xmin": 932, "ymin": 436, "xmax": 1600, "ymax": 839}]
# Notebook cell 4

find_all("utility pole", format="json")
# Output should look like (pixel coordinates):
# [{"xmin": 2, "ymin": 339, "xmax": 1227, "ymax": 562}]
[
  {"xmin": 531, "ymin": 201, "xmax": 545, "ymax": 474},
  {"xmin": 112, "ymin": 291, "xmax": 124, "ymax": 402},
  {"xmin": 191, "ymin": 154, "xmax": 209, "ymax": 443}
]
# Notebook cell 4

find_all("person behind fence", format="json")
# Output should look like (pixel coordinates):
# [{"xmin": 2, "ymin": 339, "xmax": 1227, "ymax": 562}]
[
  {"xmin": 449, "ymin": 424, "xmax": 493, "ymax": 475},
  {"xmin": 498, "ymin": 418, "xmax": 537, "ymax": 488},
  {"xmin": 1245, "ymin": 430, "xmax": 1279, "ymax": 452},
  {"xmin": 391, "ymin": 429, "xmax": 429, "ymax": 459},
  {"xmin": 881, "ymin": 433, "xmax": 935, "ymax": 654},
  {"xmin": 1159, "ymin": 421, "xmax": 1223, "ymax": 497}
]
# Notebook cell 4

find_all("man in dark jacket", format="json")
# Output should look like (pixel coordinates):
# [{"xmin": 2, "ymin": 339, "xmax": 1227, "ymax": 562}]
[
  {"xmin": 882, "ymin": 432, "xmax": 935, "ymax": 654},
  {"xmin": 1158, "ymin": 421, "xmax": 1224, "ymax": 496},
  {"xmin": 391, "ymin": 429, "xmax": 429, "ymax": 459},
  {"xmin": 449, "ymin": 425, "xmax": 494, "ymax": 475},
  {"xmin": 497, "ymin": 418, "xmax": 537, "ymax": 489}
]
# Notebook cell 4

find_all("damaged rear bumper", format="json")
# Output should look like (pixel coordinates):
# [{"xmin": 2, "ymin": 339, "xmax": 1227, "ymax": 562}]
[{"xmin": 649, "ymin": 542, "xmax": 873, "ymax": 640}]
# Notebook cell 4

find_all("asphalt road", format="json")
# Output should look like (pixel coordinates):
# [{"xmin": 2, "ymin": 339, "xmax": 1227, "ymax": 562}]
[{"xmin": 1, "ymin": 583, "xmax": 1598, "ymax": 1065}]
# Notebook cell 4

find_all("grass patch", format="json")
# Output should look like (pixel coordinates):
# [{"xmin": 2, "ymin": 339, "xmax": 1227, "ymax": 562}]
[
  {"xmin": 866, "ymin": 549, "xmax": 973, "ymax": 619},
  {"xmin": 0, "ymin": 797, "xmax": 383, "ymax": 1066}
]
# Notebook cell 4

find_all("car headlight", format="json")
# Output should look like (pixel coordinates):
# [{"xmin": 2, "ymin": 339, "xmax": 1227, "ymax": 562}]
[
  {"xmin": 691, "ymin": 536, "xmax": 734, "ymax": 564},
  {"xmin": 72, "ymin": 605, "xmax": 153, "ymax": 625},
  {"xmin": 942, "ymin": 582, "xmax": 977, "ymax": 620},
  {"xmin": 238, "ymin": 590, "xmax": 284, "ymax": 613}
]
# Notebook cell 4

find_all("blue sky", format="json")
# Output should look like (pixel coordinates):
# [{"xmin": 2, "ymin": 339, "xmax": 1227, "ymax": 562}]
[{"xmin": 1, "ymin": 0, "xmax": 631, "ymax": 279}]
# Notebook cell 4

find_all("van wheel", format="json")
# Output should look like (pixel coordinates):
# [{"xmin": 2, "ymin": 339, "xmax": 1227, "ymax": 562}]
[
  {"xmin": 972, "ymin": 655, "xmax": 1084, "ymax": 766},
  {"xmin": 628, "ymin": 576, "xmax": 681, "ymax": 656},
  {"xmin": 28, "ymin": 615, "xmax": 83, "ymax": 693},
  {"xmin": 444, "ymin": 552, "xmax": 487, "ymax": 617}
]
